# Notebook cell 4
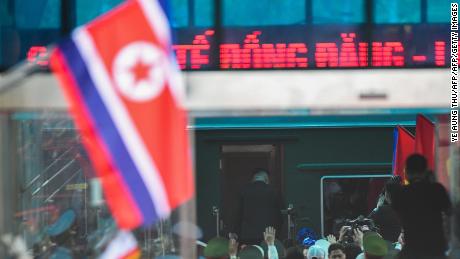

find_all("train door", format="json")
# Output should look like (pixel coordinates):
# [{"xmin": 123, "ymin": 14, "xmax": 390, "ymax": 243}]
[{"xmin": 219, "ymin": 144, "xmax": 283, "ymax": 238}]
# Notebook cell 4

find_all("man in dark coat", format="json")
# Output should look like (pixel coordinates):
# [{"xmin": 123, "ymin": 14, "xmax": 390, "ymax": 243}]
[
  {"xmin": 234, "ymin": 169, "xmax": 283, "ymax": 245},
  {"xmin": 390, "ymin": 154, "xmax": 451, "ymax": 259}
]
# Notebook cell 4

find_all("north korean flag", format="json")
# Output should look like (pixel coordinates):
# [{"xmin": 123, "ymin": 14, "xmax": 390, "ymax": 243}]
[{"xmin": 50, "ymin": 0, "xmax": 194, "ymax": 229}]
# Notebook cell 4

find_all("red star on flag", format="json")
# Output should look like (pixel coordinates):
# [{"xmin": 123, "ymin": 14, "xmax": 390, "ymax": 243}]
[{"xmin": 130, "ymin": 60, "xmax": 151, "ymax": 84}]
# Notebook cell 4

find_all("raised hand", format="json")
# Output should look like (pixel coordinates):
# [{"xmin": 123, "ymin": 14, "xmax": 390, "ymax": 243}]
[
  {"xmin": 353, "ymin": 228, "xmax": 364, "ymax": 247},
  {"xmin": 326, "ymin": 234, "xmax": 337, "ymax": 244},
  {"xmin": 264, "ymin": 226, "xmax": 276, "ymax": 246},
  {"xmin": 228, "ymin": 236, "xmax": 238, "ymax": 257}
]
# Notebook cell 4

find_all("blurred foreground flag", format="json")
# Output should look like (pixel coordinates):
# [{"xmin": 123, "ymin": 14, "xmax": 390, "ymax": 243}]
[
  {"xmin": 392, "ymin": 126, "xmax": 415, "ymax": 183},
  {"xmin": 415, "ymin": 114, "xmax": 435, "ymax": 171},
  {"xmin": 100, "ymin": 231, "xmax": 140, "ymax": 259},
  {"xmin": 50, "ymin": 0, "xmax": 194, "ymax": 229}
]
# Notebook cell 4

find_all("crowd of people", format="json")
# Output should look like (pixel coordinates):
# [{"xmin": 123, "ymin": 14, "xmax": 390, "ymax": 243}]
[
  {"xmin": 3, "ymin": 151, "xmax": 452, "ymax": 259},
  {"xmin": 201, "ymin": 153, "xmax": 452, "ymax": 259}
]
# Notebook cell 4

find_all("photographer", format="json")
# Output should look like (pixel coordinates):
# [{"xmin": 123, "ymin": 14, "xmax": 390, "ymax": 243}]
[
  {"xmin": 390, "ymin": 154, "xmax": 452, "ymax": 259},
  {"xmin": 337, "ymin": 216, "xmax": 376, "ymax": 246},
  {"xmin": 368, "ymin": 179, "xmax": 402, "ymax": 242},
  {"xmin": 329, "ymin": 216, "xmax": 386, "ymax": 258}
]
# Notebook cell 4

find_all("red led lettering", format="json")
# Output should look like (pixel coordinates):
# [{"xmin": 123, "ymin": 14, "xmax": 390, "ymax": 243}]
[
  {"xmin": 372, "ymin": 42, "xmax": 383, "ymax": 66},
  {"xmin": 315, "ymin": 43, "xmax": 338, "ymax": 67},
  {"xmin": 339, "ymin": 33, "xmax": 359, "ymax": 67},
  {"xmin": 412, "ymin": 55, "xmax": 427, "ymax": 62},
  {"xmin": 274, "ymin": 44, "xmax": 287, "ymax": 68},
  {"xmin": 220, "ymin": 31, "xmax": 307, "ymax": 69},
  {"xmin": 372, "ymin": 42, "xmax": 404, "ymax": 67},
  {"xmin": 245, "ymin": 31, "xmax": 262, "ymax": 68},
  {"xmin": 358, "ymin": 42, "xmax": 368, "ymax": 67},
  {"xmin": 169, "ymin": 30, "xmax": 443, "ymax": 69},
  {"xmin": 27, "ymin": 46, "xmax": 49, "ymax": 66},
  {"xmin": 288, "ymin": 43, "xmax": 308, "ymax": 67},
  {"xmin": 434, "ymin": 41, "xmax": 446, "ymax": 66},
  {"xmin": 173, "ymin": 30, "xmax": 214, "ymax": 69}
]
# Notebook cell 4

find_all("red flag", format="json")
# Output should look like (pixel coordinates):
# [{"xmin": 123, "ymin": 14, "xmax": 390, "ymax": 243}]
[
  {"xmin": 392, "ymin": 126, "xmax": 415, "ymax": 183},
  {"xmin": 434, "ymin": 114, "xmax": 451, "ymax": 191},
  {"xmin": 415, "ymin": 114, "xmax": 435, "ymax": 171}
]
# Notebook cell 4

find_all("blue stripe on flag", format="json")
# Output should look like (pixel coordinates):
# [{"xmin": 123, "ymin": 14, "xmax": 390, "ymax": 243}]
[
  {"xmin": 58, "ymin": 39, "xmax": 159, "ymax": 225},
  {"xmin": 157, "ymin": 0, "xmax": 177, "ymax": 45},
  {"xmin": 157, "ymin": 0, "xmax": 170, "ymax": 21}
]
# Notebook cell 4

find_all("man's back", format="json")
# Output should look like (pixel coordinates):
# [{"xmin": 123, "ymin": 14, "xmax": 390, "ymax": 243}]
[
  {"xmin": 391, "ymin": 181, "xmax": 451, "ymax": 256},
  {"xmin": 236, "ymin": 181, "xmax": 282, "ymax": 244}
]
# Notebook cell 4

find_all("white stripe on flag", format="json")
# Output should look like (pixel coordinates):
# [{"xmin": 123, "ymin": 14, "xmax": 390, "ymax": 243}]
[
  {"xmin": 165, "ymin": 58, "xmax": 187, "ymax": 108},
  {"xmin": 99, "ymin": 231, "xmax": 138, "ymax": 259},
  {"xmin": 73, "ymin": 28, "xmax": 171, "ymax": 218},
  {"xmin": 138, "ymin": 0, "xmax": 186, "ymax": 108},
  {"xmin": 138, "ymin": 0, "xmax": 170, "ymax": 49}
]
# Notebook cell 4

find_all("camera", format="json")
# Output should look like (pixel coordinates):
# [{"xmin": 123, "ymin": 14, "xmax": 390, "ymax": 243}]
[{"xmin": 340, "ymin": 216, "xmax": 376, "ymax": 244}]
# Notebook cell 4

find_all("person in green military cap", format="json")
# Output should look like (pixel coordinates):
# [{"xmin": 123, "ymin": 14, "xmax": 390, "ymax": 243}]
[
  {"xmin": 204, "ymin": 237, "xmax": 229, "ymax": 259},
  {"xmin": 238, "ymin": 245, "xmax": 264, "ymax": 259},
  {"xmin": 362, "ymin": 231, "xmax": 388, "ymax": 259}
]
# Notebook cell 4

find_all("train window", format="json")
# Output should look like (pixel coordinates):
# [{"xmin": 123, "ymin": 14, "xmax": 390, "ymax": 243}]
[{"xmin": 321, "ymin": 175, "xmax": 392, "ymax": 236}]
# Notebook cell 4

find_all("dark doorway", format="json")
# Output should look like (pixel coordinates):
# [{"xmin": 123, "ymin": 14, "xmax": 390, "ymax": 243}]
[{"xmin": 219, "ymin": 144, "xmax": 283, "ymax": 238}]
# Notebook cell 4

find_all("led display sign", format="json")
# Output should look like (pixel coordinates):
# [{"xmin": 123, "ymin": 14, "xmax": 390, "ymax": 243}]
[{"xmin": 23, "ymin": 25, "xmax": 449, "ymax": 70}]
